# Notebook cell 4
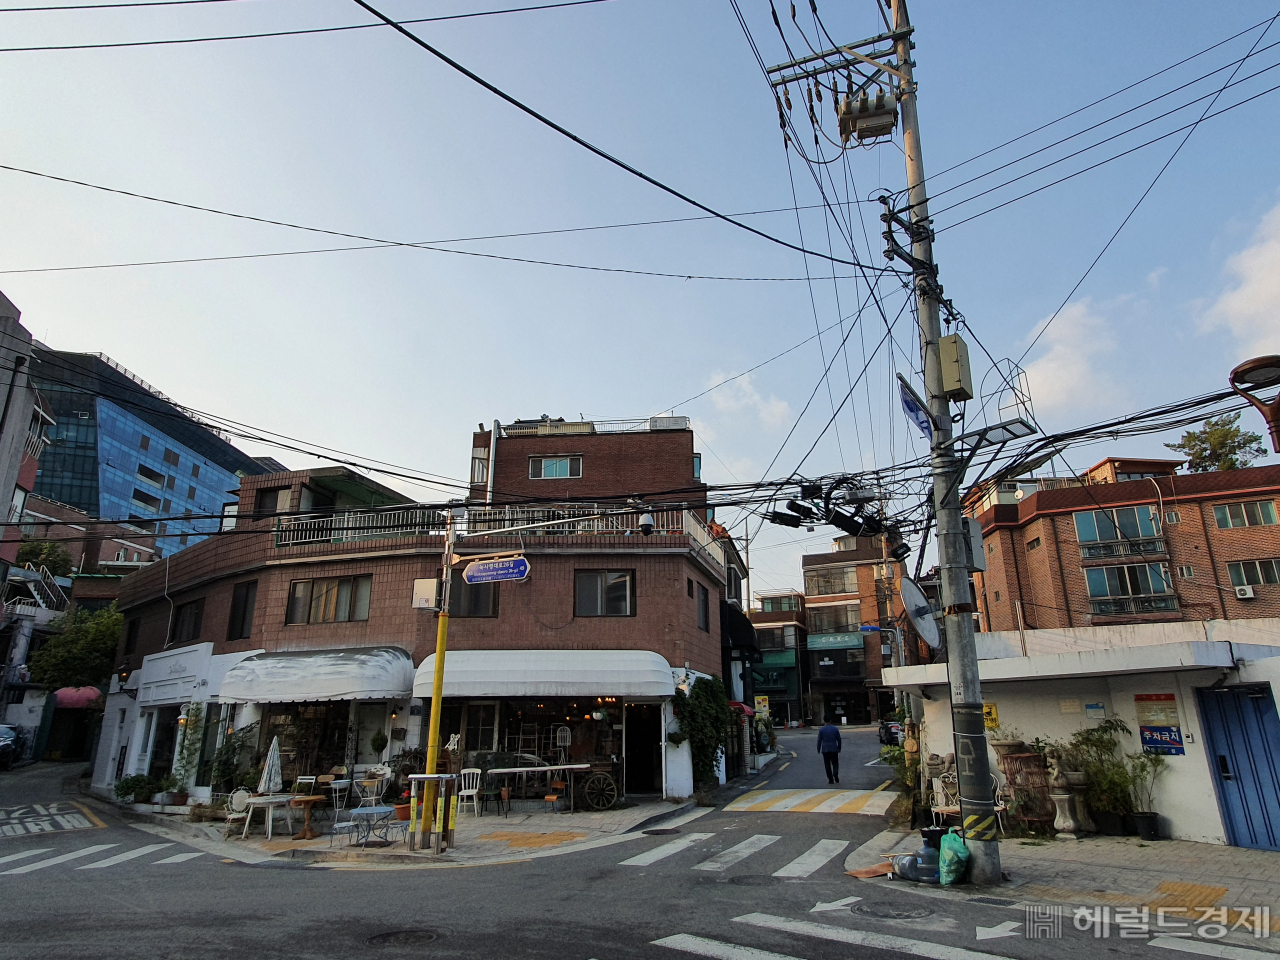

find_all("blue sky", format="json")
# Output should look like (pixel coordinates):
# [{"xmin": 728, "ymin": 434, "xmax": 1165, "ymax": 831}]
[{"xmin": 0, "ymin": 0, "xmax": 1277, "ymax": 592}]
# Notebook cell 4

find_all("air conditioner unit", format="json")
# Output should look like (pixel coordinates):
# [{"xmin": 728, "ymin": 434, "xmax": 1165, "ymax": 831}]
[{"xmin": 1236, "ymin": 585, "xmax": 1256, "ymax": 600}]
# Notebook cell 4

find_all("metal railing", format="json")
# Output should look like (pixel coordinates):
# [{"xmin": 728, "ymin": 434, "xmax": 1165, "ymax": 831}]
[
  {"xmin": 1080, "ymin": 539, "xmax": 1166, "ymax": 559},
  {"xmin": 276, "ymin": 508, "xmax": 447, "ymax": 546},
  {"xmin": 1088, "ymin": 596, "xmax": 1178, "ymax": 616}
]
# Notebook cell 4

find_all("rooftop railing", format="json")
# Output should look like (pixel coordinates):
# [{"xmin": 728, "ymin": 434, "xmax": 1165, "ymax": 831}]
[
  {"xmin": 1079, "ymin": 538, "xmax": 1166, "ymax": 560},
  {"xmin": 1088, "ymin": 596, "xmax": 1177, "ymax": 616}
]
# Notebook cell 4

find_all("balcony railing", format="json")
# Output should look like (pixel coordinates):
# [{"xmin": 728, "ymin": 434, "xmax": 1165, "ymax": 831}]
[
  {"xmin": 276, "ymin": 507, "xmax": 446, "ymax": 546},
  {"xmin": 1079, "ymin": 538, "xmax": 1166, "ymax": 560},
  {"xmin": 1089, "ymin": 596, "xmax": 1178, "ymax": 616}
]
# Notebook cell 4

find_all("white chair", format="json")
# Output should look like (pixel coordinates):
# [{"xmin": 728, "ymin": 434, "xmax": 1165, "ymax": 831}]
[
  {"xmin": 224, "ymin": 789, "xmax": 251, "ymax": 839},
  {"xmin": 457, "ymin": 768, "xmax": 481, "ymax": 817}
]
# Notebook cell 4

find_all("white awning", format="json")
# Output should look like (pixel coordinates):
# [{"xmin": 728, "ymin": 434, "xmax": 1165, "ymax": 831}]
[
  {"xmin": 413, "ymin": 649, "xmax": 677, "ymax": 699},
  {"xmin": 219, "ymin": 646, "xmax": 414, "ymax": 704}
]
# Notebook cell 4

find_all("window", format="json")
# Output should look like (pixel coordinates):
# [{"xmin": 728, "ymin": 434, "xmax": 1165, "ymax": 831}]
[
  {"xmin": 692, "ymin": 454, "xmax": 701, "ymax": 480},
  {"xmin": 808, "ymin": 602, "xmax": 861, "ymax": 634},
  {"xmin": 256, "ymin": 488, "xmax": 290, "ymax": 514},
  {"xmin": 727, "ymin": 567, "xmax": 743, "ymax": 602},
  {"xmin": 221, "ymin": 504, "xmax": 238, "ymax": 531},
  {"xmin": 191, "ymin": 464, "xmax": 200, "ymax": 479},
  {"xmin": 183, "ymin": 508, "xmax": 192, "ymax": 517},
  {"xmin": 1177, "ymin": 565, "xmax": 1195, "ymax": 579},
  {"xmin": 1228, "ymin": 560, "xmax": 1280, "ymax": 587},
  {"xmin": 529, "ymin": 456, "xmax": 581, "ymax": 479},
  {"xmin": 227, "ymin": 581, "xmax": 257, "ymax": 640},
  {"xmin": 470, "ymin": 449, "xmax": 488, "ymax": 485},
  {"xmin": 162, "ymin": 448, "xmax": 180, "ymax": 466},
  {"xmin": 1074, "ymin": 506, "xmax": 1161, "ymax": 543},
  {"xmin": 170, "ymin": 598, "xmax": 204, "ymax": 644},
  {"xmin": 286, "ymin": 575, "xmax": 372, "ymax": 624},
  {"xmin": 163, "ymin": 475, "xmax": 174, "ymax": 491},
  {"xmin": 139, "ymin": 435, "xmax": 150, "ymax": 451},
  {"xmin": 448, "ymin": 570, "xmax": 498, "ymax": 618},
  {"xmin": 187, "ymin": 485, "xmax": 196, "ymax": 500},
  {"xmin": 686, "ymin": 578, "xmax": 693, "ymax": 598},
  {"xmin": 136, "ymin": 464, "xmax": 164, "ymax": 486},
  {"xmin": 132, "ymin": 488, "xmax": 162, "ymax": 511},
  {"xmin": 994, "ymin": 591, "xmax": 1001, "ymax": 602},
  {"xmin": 804, "ymin": 564, "xmax": 859, "ymax": 596},
  {"xmin": 1085, "ymin": 563, "xmax": 1171, "ymax": 598},
  {"xmin": 697, "ymin": 583, "xmax": 710, "ymax": 631},
  {"xmin": 161, "ymin": 499, "xmax": 172, "ymax": 513},
  {"xmin": 179, "ymin": 535, "xmax": 189, "ymax": 546},
  {"xmin": 1026, "ymin": 537, "xmax": 1042, "ymax": 551},
  {"xmin": 124, "ymin": 619, "xmax": 140, "ymax": 655},
  {"xmin": 575, "ymin": 570, "xmax": 634, "ymax": 617},
  {"xmin": 756, "ymin": 626, "xmax": 797, "ymax": 650},
  {"xmin": 760, "ymin": 595, "xmax": 799, "ymax": 612},
  {"xmin": 1214, "ymin": 501, "xmax": 1278, "ymax": 529},
  {"xmin": 1165, "ymin": 511, "xmax": 1182, "ymax": 524},
  {"xmin": 987, "ymin": 542, "xmax": 995, "ymax": 555}
]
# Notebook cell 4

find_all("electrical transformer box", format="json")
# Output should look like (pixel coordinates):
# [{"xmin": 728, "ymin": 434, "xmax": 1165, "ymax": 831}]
[{"xmin": 939, "ymin": 333, "xmax": 974, "ymax": 401}]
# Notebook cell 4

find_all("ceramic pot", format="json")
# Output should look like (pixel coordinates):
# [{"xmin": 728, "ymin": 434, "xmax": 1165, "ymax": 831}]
[
  {"xmin": 1064, "ymin": 770, "xmax": 1088, "ymax": 787},
  {"xmin": 989, "ymin": 740, "xmax": 1027, "ymax": 758}
]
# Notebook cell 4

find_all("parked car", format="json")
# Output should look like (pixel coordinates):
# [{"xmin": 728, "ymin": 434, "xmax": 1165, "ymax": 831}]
[
  {"xmin": 878, "ymin": 718, "xmax": 902, "ymax": 745},
  {"xmin": 0, "ymin": 724, "xmax": 23, "ymax": 770}
]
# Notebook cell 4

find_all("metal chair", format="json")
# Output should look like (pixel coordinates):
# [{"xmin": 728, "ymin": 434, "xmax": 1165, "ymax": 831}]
[
  {"xmin": 224, "ymin": 789, "xmax": 251, "ymax": 839},
  {"xmin": 457, "ymin": 768, "xmax": 481, "ymax": 817},
  {"xmin": 354, "ymin": 777, "xmax": 387, "ymax": 809},
  {"xmin": 554, "ymin": 725, "xmax": 572, "ymax": 766}
]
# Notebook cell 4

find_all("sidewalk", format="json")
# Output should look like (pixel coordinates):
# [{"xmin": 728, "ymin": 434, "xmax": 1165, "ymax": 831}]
[{"xmin": 846, "ymin": 828, "xmax": 1280, "ymax": 932}]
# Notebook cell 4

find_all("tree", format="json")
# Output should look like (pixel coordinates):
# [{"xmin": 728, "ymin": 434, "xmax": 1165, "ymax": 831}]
[
  {"xmin": 1164, "ymin": 413, "xmax": 1267, "ymax": 473},
  {"xmin": 15, "ymin": 539, "xmax": 74, "ymax": 577},
  {"xmin": 28, "ymin": 603, "xmax": 123, "ymax": 689}
]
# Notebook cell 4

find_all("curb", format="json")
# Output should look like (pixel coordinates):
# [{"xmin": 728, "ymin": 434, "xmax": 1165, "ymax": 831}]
[{"xmin": 626, "ymin": 800, "xmax": 696, "ymax": 833}]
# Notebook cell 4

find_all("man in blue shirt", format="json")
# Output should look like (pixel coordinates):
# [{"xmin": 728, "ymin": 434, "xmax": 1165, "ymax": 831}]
[{"xmin": 817, "ymin": 715, "xmax": 842, "ymax": 784}]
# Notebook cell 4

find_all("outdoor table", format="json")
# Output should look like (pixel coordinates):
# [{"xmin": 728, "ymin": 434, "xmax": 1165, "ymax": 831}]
[
  {"xmin": 289, "ymin": 795, "xmax": 327, "ymax": 840},
  {"xmin": 347, "ymin": 805, "xmax": 396, "ymax": 847},
  {"xmin": 242, "ymin": 794, "xmax": 294, "ymax": 840},
  {"xmin": 483, "ymin": 763, "xmax": 590, "ymax": 812}
]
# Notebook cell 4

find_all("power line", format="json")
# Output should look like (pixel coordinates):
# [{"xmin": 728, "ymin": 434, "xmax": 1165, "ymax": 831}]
[{"xmin": 1, "ymin": 0, "xmax": 246, "ymax": 10}]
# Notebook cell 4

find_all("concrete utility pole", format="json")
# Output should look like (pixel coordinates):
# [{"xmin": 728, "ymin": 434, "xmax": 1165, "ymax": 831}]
[{"xmin": 891, "ymin": 0, "xmax": 1001, "ymax": 883}]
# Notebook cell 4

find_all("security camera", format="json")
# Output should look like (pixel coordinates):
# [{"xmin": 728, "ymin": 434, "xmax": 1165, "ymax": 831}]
[{"xmin": 639, "ymin": 512, "xmax": 655, "ymax": 536}]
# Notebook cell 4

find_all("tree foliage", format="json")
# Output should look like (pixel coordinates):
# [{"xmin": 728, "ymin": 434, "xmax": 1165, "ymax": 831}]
[
  {"xmin": 672, "ymin": 675, "xmax": 731, "ymax": 785},
  {"xmin": 16, "ymin": 539, "xmax": 74, "ymax": 577},
  {"xmin": 1165, "ymin": 413, "xmax": 1267, "ymax": 472},
  {"xmin": 28, "ymin": 603, "xmax": 123, "ymax": 689}
]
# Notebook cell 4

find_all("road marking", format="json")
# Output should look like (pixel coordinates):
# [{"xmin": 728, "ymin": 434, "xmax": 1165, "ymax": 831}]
[
  {"xmin": 2, "ymin": 844, "xmax": 118, "ymax": 874},
  {"xmin": 78, "ymin": 843, "xmax": 174, "ymax": 869},
  {"xmin": 654, "ymin": 933, "xmax": 807, "ymax": 960},
  {"xmin": 0, "ymin": 848, "xmax": 52, "ymax": 866},
  {"xmin": 865, "ymin": 757, "xmax": 888, "ymax": 766},
  {"xmin": 810, "ymin": 895, "xmax": 862, "ymax": 912},
  {"xmin": 1150, "ymin": 936, "xmax": 1280, "ymax": 960},
  {"xmin": 733, "ymin": 913, "xmax": 1013, "ymax": 960},
  {"xmin": 772, "ymin": 839, "xmax": 849, "ymax": 878},
  {"xmin": 778, "ymin": 762, "xmax": 790, "ymax": 772},
  {"xmin": 693, "ymin": 834, "xmax": 781, "ymax": 872},
  {"xmin": 619, "ymin": 833, "xmax": 715, "ymax": 866},
  {"xmin": 724, "ymin": 789, "xmax": 892, "ymax": 814},
  {"xmin": 975, "ymin": 922, "xmax": 1021, "ymax": 941},
  {"xmin": 770, "ymin": 791, "xmax": 834, "ymax": 812},
  {"xmin": 153, "ymin": 852, "xmax": 205, "ymax": 864}
]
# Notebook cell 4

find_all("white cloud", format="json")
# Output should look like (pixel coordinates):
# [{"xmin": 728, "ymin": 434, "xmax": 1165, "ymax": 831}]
[
  {"xmin": 1023, "ymin": 299, "xmax": 1129, "ymax": 419},
  {"xmin": 708, "ymin": 373, "xmax": 792, "ymax": 431},
  {"xmin": 1204, "ymin": 200, "xmax": 1280, "ymax": 357},
  {"xmin": 1146, "ymin": 267, "xmax": 1168, "ymax": 289}
]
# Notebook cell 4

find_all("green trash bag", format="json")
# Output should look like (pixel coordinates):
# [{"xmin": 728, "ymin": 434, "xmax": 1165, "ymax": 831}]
[{"xmin": 939, "ymin": 829, "xmax": 970, "ymax": 886}]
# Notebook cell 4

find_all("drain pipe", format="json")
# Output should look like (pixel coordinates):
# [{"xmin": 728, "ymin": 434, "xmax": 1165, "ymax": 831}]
[{"xmin": 163, "ymin": 555, "xmax": 174, "ymax": 647}]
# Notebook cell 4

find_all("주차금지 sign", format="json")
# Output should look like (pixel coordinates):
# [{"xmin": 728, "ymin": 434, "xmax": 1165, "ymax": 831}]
[
  {"xmin": 1135, "ymin": 693, "xmax": 1185, "ymax": 755},
  {"xmin": 462, "ymin": 556, "xmax": 530, "ymax": 584}
]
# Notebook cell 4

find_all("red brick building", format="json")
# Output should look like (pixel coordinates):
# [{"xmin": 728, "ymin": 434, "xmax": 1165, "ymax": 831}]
[
  {"xmin": 20, "ymin": 494, "xmax": 158, "ymax": 575},
  {"xmin": 92, "ymin": 418, "xmax": 733, "ymax": 803},
  {"xmin": 970, "ymin": 458, "xmax": 1280, "ymax": 631}
]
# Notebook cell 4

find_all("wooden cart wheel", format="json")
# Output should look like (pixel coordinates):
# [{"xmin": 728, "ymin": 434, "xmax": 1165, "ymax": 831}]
[{"xmin": 582, "ymin": 772, "xmax": 618, "ymax": 811}]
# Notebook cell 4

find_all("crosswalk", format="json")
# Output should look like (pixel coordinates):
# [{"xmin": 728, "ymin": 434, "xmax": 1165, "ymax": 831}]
[
  {"xmin": 0, "ymin": 841, "xmax": 208, "ymax": 875},
  {"xmin": 620, "ymin": 831, "xmax": 849, "ymax": 879},
  {"xmin": 723, "ymin": 787, "xmax": 894, "ymax": 815}
]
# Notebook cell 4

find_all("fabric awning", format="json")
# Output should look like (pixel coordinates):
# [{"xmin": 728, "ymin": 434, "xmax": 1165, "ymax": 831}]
[
  {"xmin": 219, "ymin": 646, "xmax": 414, "ymax": 704},
  {"xmin": 728, "ymin": 700, "xmax": 755, "ymax": 716},
  {"xmin": 55, "ymin": 686, "xmax": 103, "ymax": 709},
  {"xmin": 413, "ymin": 649, "xmax": 676, "ymax": 699}
]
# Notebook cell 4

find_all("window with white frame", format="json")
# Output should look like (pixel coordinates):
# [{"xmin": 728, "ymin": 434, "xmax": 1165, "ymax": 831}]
[
  {"xmin": 529, "ymin": 456, "xmax": 581, "ymax": 479},
  {"xmin": 1214, "ymin": 501, "xmax": 1278, "ymax": 529},
  {"xmin": 1084, "ymin": 563, "xmax": 1171, "ymax": 598},
  {"xmin": 1176, "ymin": 565, "xmax": 1194, "ymax": 579},
  {"xmin": 803, "ymin": 564, "xmax": 859, "ymax": 596},
  {"xmin": 1228, "ymin": 560, "xmax": 1279, "ymax": 587},
  {"xmin": 1074, "ymin": 506, "xmax": 1161, "ymax": 543},
  {"xmin": 575, "ymin": 570, "xmax": 633, "ymax": 617}
]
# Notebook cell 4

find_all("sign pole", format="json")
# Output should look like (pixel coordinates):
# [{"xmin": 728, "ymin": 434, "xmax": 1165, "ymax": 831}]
[{"xmin": 422, "ymin": 508, "xmax": 457, "ymax": 840}]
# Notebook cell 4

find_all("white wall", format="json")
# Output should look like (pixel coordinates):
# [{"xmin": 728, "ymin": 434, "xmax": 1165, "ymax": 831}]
[{"xmin": 978, "ymin": 618, "xmax": 1280, "ymax": 660}]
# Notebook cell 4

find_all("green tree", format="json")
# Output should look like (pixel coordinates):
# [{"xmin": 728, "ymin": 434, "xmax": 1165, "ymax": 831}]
[
  {"xmin": 672, "ymin": 676, "xmax": 731, "ymax": 785},
  {"xmin": 1164, "ymin": 413, "xmax": 1267, "ymax": 473},
  {"xmin": 28, "ymin": 603, "xmax": 123, "ymax": 689},
  {"xmin": 15, "ymin": 539, "xmax": 74, "ymax": 577}
]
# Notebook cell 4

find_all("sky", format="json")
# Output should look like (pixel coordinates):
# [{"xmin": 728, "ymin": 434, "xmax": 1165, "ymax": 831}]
[{"xmin": 0, "ymin": 0, "xmax": 1278, "ymax": 594}]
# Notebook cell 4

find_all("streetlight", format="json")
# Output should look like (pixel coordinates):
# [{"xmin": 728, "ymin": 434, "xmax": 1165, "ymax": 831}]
[{"xmin": 1230, "ymin": 355, "xmax": 1280, "ymax": 453}]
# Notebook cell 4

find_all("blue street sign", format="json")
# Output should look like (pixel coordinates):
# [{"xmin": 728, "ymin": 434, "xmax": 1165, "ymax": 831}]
[{"xmin": 463, "ymin": 556, "xmax": 530, "ymax": 584}]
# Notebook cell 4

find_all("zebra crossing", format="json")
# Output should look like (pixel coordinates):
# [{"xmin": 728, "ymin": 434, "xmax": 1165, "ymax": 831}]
[
  {"xmin": 0, "ymin": 841, "xmax": 209, "ymax": 875},
  {"xmin": 723, "ymin": 787, "xmax": 894, "ymax": 815},
  {"xmin": 619, "ymin": 831, "xmax": 850, "ymax": 879}
]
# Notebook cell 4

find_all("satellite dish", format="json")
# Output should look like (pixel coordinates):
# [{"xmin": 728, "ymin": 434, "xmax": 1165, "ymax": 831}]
[
  {"xmin": 900, "ymin": 577, "xmax": 940, "ymax": 649},
  {"xmin": 1013, "ymin": 488, "xmax": 1026, "ymax": 500}
]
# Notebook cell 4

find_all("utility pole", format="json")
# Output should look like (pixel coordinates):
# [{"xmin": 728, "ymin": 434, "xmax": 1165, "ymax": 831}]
[{"xmin": 891, "ymin": 0, "xmax": 1001, "ymax": 883}]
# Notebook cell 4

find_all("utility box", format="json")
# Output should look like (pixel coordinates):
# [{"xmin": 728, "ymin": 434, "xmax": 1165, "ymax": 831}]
[
  {"xmin": 963, "ymin": 517, "xmax": 987, "ymax": 572},
  {"xmin": 412, "ymin": 578, "xmax": 440, "ymax": 611},
  {"xmin": 939, "ymin": 333, "xmax": 974, "ymax": 401}
]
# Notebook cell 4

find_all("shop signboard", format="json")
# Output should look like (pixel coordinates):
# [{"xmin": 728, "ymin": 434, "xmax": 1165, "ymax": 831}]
[{"xmin": 754, "ymin": 695, "xmax": 769, "ymax": 716}]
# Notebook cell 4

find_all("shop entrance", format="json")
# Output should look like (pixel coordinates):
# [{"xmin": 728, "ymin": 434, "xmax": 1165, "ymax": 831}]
[
  {"xmin": 146, "ymin": 705, "xmax": 181, "ymax": 779},
  {"xmin": 624, "ymin": 703, "xmax": 661, "ymax": 794}
]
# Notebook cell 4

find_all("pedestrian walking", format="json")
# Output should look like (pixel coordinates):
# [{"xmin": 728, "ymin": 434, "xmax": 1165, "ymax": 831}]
[{"xmin": 816, "ymin": 715, "xmax": 841, "ymax": 784}]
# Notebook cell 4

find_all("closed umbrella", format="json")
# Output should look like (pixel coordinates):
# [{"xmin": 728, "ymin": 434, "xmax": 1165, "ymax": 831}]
[{"xmin": 258, "ymin": 736, "xmax": 283, "ymax": 794}]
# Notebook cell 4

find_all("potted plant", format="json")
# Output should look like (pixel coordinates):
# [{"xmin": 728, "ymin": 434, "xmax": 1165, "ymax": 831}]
[
  {"xmin": 370, "ymin": 728, "xmax": 389, "ymax": 760},
  {"xmin": 1070, "ymin": 717, "xmax": 1133, "ymax": 835},
  {"xmin": 1125, "ymin": 751, "xmax": 1167, "ymax": 841},
  {"xmin": 393, "ymin": 788, "xmax": 425, "ymax": 821},
  {"xmin": 154, "ymin": 773, "xmax": 179, "ymax": 806},
  {"xmin": 114, "ymin": 774, "xmax": 159, "ymax": 804},
  {"xmin": 987, "ymin": 724, "xmax": 1027, "ymax": 758}
]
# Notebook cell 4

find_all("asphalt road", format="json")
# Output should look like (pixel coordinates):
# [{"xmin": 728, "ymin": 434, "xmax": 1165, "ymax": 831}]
[{"xmin": 0, "ymin": 735, "xmax": 1250, "ymax": 960}]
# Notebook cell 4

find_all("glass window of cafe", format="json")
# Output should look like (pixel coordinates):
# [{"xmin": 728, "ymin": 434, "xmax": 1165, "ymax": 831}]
[{"xmin": 436, "ymin": 698, "xmax": 625, "ymax": 767}]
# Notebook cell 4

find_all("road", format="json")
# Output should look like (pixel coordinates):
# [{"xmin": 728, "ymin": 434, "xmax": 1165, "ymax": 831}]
[{"xmin": 0, "ymin": 729, "xmax": 1252, "ymax": 960}]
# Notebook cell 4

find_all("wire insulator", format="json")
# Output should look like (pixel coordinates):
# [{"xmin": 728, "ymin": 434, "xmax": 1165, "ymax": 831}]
[
  {"xmin": 770, "ymin": 1, "xmax": 781, "ymax": 30},
  {"xmin": 814, "ymin": 83, "xmax": 822, "ymax": 104},
  {"xmin": 790, "ymin": 2, "xmax": 796, "ymax": 21},
  {"xmin": 783, "ymin": 86, "xmax": 792, "ymax": 111}
]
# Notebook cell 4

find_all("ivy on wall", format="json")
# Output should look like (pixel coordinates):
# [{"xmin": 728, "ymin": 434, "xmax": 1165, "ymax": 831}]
[{"xmin": 673, "ymin": 676, "xmax": 731, "ymax": 785}]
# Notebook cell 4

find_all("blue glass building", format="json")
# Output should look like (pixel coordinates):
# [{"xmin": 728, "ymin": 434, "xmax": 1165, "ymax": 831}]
[{"xmin": 30, "ymin": 349, "xmax": 268, "ymax": 555}]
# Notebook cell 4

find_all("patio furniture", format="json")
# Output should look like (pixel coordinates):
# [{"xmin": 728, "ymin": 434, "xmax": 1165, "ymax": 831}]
[
  {"xmin": 329, "ymin": 820, "xmax": 360, "ymax": 847},
  {"xmin": 354, "ymin": 777, "xmax": 387, "ymax": 809},
  {"xmin": 292, "ymin": 776, "xmax": 317, "ymax": 794},
  {"xmin": 544, "ymin": 779, "xmax": 566, "ymax": 813},
  {"xmin": 480, "ymin": 784, "xmax": 510, "ymax": 818},
  {"xmin": 325, "ymin": 777, "xmax": 352, "ymax": 812},
  {"xmin": 348, "ymin": 805, "xmax": 397, "ymax": 848},
  {"xmin": 485, "ymin": 763, "xmax": 590, "ymax": 812},
  {"xmin": 930, "ymin": 773, "xmax": 1009, "ymax": 833},
  {"xmin": 224, "ymin": 789, "xmax": 251, "ymax": 839},
  {"xmin": 242, "ymin": 794, "xmax": 294, "ymax": 840},
  {"xmin": 457, "ymin": 768, "xmax": 481, "ymax": 818},
  {"xmin": 289, "ymin": 794, "xmax": 327, "ymax": 840}
]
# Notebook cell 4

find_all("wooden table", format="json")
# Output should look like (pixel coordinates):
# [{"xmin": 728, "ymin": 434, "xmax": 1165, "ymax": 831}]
[
  {"xmin": 484, "ymin": 763, "xmax": 591, "ymax": 812},
  {"xmin": 289, "ymin": 794, "xmax": 327, "ymax": 840}
]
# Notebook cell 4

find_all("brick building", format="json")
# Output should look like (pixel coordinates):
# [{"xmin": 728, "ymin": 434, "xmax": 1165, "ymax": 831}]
[
  {"xmin": 20, "ymin": 494, "xmax": 158, "ymax": 574},
  {"xmin": 749, "ymin": 589, "xmax": 807, "ymax": 725},
  {"xmin": 970, "ymin": 458, "xmax": 1280, "ymax": 631},
  {"xmin": 91, "ymin": 418, "xmax": 734, "ymax": 804}
]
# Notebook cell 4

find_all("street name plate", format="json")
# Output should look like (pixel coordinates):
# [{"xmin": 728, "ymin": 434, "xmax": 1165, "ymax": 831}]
[{"xmin": 462, "ymin": 556, "xmax": 529, "ymax": 584}]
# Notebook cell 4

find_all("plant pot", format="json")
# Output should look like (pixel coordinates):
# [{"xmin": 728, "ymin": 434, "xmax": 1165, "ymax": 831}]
[
  {"xmin": 173, "ymin": 792, "xmax": 189, "ymax": 806},
  {"xmin": 394, "ymin": 803, "xmax": 424, "ymax": 821},
  {"xmin": 1064, "ymin": 770, "xmax": 1088, "ymax": 787},
  {"xmin": 1125, "ymin": 812, "xmax": 1160, "ymax": 841},
  {"xmin": 989, "ymin": 740, "xmax": 1027, "ymax": 758},
  {"xmin": 1093, "ymin": 810, "xmax": 1126, "ymax": 836}
]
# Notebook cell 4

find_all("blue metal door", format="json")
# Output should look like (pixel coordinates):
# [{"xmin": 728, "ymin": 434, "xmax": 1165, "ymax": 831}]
[{"xmin": 1197, "ymin": 685, "xmax": 1280, "ymax": 850}]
